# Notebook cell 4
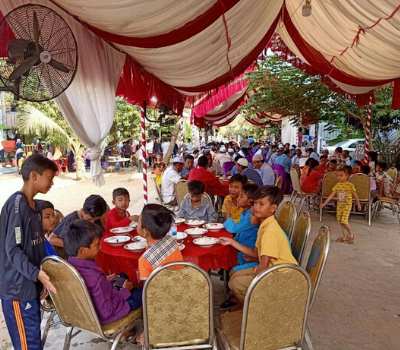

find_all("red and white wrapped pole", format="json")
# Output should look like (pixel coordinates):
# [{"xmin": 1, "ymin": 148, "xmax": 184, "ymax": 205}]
[
  {"xmin": 364, "ymin": 96, "xmax": 372, "ymax": 160},
  {"xmin": 141, "ymin": 101, "xmax": 148, "ymax": 205},
  {"xmin": 179, "ymin": 116, "xmax": 184, "ymax": 156}
]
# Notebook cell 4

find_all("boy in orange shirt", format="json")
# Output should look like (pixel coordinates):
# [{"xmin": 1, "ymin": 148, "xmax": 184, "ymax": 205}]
[
  {"xmin": 137, "ymin": 204, "xmax": 183, "ymax": 280},
  {"xmin": 105, "ymin": 188, "xmax": 138, "ymax": 232}
]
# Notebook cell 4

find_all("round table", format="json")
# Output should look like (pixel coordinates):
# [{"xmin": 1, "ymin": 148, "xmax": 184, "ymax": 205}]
[{"xmin": 96, "ymin": 223, "xmax": 238, "ymax": 282}]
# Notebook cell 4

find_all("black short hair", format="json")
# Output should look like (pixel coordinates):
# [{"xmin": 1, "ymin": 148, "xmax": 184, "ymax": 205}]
[
  {"xmin": 21, "ymin": 153, "xmax": 58, "ymax": 181},
  {"xmin": 377, "ymin": 161, "xmax": 387, "ymax": 171},
  {"xmin": 188, "ymin": 180, "xmax": 205, "ymax": 195},
  {"xmin": 335, "ymin": 147, "xmax": 343, "ymax": 153},
  {"xmin": 361, "ymin": 165, "xmax": 371, "ymax": 175},
  {"xmin": 353, "ymin": 160, "xmax": 362, "ymax": 167},
  {"xmin": 283, "ymin": 150, "xmax": 290, "ymax": 155},
  {"xmin": 329, "ymin": 159, "xmax": 337, "ymax": 165},
  {"xmin": 307, "ymin": 148, "xmax": 314, "ymax": 153},
  {"xmin": 320, "ymin": 155, "xmax": 328, "ymax": 160},
  {"xmin": 254, "ymin": 185, "xmax": 283, "ymax": 206},
  {"xmin": 198, "ymin": 156, "xmax": 208, "ymax": 168},
  {"xmin": 37, "ymin": 200, "xmax": 54, "ymax": 211},
  {"xmin": 83, "ymin": 195, "xmax": 107, "ymax": 218},
  {"xmin": 242, "ymin": 183, "xmax": 259, "ymax": 200},
  {"xmin": 184, "ymin": 154, "xmax": 194, "ymax": 161},
  {"xmin": 193, "ymin": 149, "xmax": 199, "ymax": 154},
  {"xmin": 112, "ymin": 188, "xmax": 130, "ymax": 200},
  {"xmin": 141, "ymin": 204, "xmax": 174, "ymax": 239},
  {"xmin": 338, "ymin": 165, "xmax": 352, "ymax": 176},
  {"xmin": 229, "ymin": 173, "xmax": 247, "ymax": 185},
  {"xmin": 64, "ymin": 220, "xmax": 103, "ymax": 257},
  {"xmin": 234, "ymin": 155, "xmax": 243, "ymax": 162}
]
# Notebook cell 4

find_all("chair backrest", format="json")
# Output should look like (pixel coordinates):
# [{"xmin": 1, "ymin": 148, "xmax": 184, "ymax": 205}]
[
  {"xmin": 222, "ymin": 161, "xmax": 235, "ymax": 176},
  {"xmin": 153, "ymin": 177, "xmax": 164, "ymax": 204},
  {"xmin": 291, "ymin": 211, "xmax": 311, "ymax": 264},
  {"xmin": 387, "ymin": 167, "xmax": 397, "ymax": 181},
  {"xmin": 276, "ymin": 176, "xmax": 283, "ymax": 189},
  {"xmin": 241, "ymin": 264, "xmax": 311, "ymax": 350},
  {"xmin": 290, "ymin": 167, "xmax": 302, "ymax": 193},
  {"xmin": 143, "ymin": 262, "xmax": 213, "ymax": 349},
  {"xmin": 349, "ymin": 173, "xmax": 370, "ymax": 201},
  {"xmin": 305, "ymin": 225, "xmax": 331, "ymax": 310},
  {"xmin": 176, "ymin": 181, "xmax": 189, "ymax": 207},
  {"xmin": 183, "ymin": 192, "xmax": 213, "ymax": 207},
  {"xmin": 321, "ymin": 172, "xmax": 338, "ymax": 198},
  {"xmin": 41, "ymin": 256, "xmax": 104, "ymax": 336},
  {"xmin": 292, "ymin": 164, "xmax": 301, "ymax": 177},
  {"xmin": 337, "ymin": 163, "xmax": 345, "ymax": 170},
  {"xmin": 54, "ymin": 209, "xmax": 64, "ymax": 227},
  {"xmin": 276, "ymin": 201, "xmax": 298, "ymax": 239}
]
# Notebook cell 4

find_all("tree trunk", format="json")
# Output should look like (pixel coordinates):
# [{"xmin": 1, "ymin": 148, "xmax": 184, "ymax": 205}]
[{"xmin": 163, "ymin": 117, "xmax": 181, "ymax": 163}]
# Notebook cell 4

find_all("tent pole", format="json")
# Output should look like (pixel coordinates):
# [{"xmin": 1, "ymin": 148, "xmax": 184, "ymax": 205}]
[
  {"xmin": 141, "ymin": 101, "xmax": 148, "ymax": 205},
  {"xmin": 364, "ymin": 96, "xmax": 372, "ymax": 161}
]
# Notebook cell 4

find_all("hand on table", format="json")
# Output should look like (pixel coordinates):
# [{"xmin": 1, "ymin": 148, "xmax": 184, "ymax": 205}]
[
  {"xmin": 123, "ymin": 280, "xmax": 134, "ymax": 291},
  {"xmin": 219, "ymin": 237, "xmax": 233, "ymax": 246},
  {"xmin": 129, "ymin": 215, "xmax": 139, "ymax": 222}
]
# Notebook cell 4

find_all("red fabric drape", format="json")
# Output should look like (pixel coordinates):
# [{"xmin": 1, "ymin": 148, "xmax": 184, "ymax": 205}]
[
  {"xmin": 0, "ymin": 10, "xmax": 15, "ymax": 58},
  {"xmin": 78, "ymin": 0, "xmax": 240, "ymax": 48}
]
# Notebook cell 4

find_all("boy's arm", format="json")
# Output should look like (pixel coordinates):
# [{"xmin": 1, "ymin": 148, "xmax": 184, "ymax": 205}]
[
  {"xmin": 177, "ymin": 201, "xmax": 185, "ymax": 218},
  {"xmin": 353, "ymin": 191, "xmax": 362, "ymax": 209},
  {"xmin": 219, "ymin": 237, "xmax": 258, "ymax": 259},
  {"xmin": 321, "ymin": 191, "xmax": 335, "ymax": 208},
  {"xmin": 255, "ymin": 255, "xmax": 271, "ymax": 276},
  {"xmin": 48, "ymin": 232, "xmax": 64, "ymax": 247}
]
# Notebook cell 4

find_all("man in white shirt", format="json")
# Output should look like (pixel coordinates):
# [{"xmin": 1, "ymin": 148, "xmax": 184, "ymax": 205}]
[
  {"xmin": 161, "ymin": 156, "xmax": 185, "ymax": 205},
  {"xmin": 228, "ymin": 148, "xmax": 235, "ymax": 161},
  {"xmin": 161, "ymin": 138, "xmax": 170, "ymax": 158},
  {"xmin": 186, "ymin": 138, "xmax": 194, "ymax": 154},
  {"xmin": 215, "ymin": 147, "xmax": 232, "ymax": 167},
  {"xmin": 252, "ymin": 154, "xmax": 275, "ymax": 186},
  {"xmin": 199, "ymin": 136, "xmax": 206, "ymax": 148}
]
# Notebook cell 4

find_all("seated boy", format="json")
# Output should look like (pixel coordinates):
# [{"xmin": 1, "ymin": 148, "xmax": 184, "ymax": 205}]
[
  {"xmin": 137, "ymin": 204, "xmax": 183, "ymax": 280},
  {"xmin": 219, "ymin": 186, "xmax": 297, "ymax": 303},
  {"xmin": 49, "ymin": 194, "xmax": 107, "ymax": 249},
  {"xmin": 105, "ymin": 188, "xmax": 139, "ymax": 232},
  {"xmin": 177, "ymin": 180, "xmax": 217, "ymax": 222},
  {"xmin": 65, "ymin": 220, "xmax": 142, "ymax": 325},
  {"xmin": 326, "ymin": 159, "xmax": 337, "ymax": 173},
  {"xmin": 223, "ymin": 183, "xmax": 261, "ymax": 276},
  {"xmin": 352, "ymin": 160, "xmax": 362, "ymax": 174},
  {"xmin": 319, "ymin": 155, "xmax": 329, "ymax": 173},
  {"xmin": 222, "ymin": 174, "xmax": 247, "ymax": 222}
]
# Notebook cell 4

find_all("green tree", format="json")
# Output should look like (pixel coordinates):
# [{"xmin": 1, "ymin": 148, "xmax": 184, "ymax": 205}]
[{"xmin": 109, "ymin": 97, "xmax": 141, "ymax": 142}]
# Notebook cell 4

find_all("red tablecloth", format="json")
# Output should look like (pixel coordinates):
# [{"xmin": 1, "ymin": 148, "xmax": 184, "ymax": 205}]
[{"xmin": 96, "ymin": 223, "xmax": 237, "ymax": 282}]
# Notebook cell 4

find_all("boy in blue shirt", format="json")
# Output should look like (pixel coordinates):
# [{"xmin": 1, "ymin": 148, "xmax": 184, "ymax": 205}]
[
  {"xmin": 223, "ymin": 183, "xmax": 261, "ymax": 277},
  {"xmin": 0, "ymin": 154, "xmax": 58, "ymax": 350}
]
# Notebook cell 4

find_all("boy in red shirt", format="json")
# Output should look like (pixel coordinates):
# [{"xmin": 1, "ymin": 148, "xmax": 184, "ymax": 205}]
[
  {"xmin": 319, "ymin": 155, "xmax": 329, "ymax": 173},
  {"xmin": 105, "ymin": 188, "xmax": 138, "ymax": 232}
]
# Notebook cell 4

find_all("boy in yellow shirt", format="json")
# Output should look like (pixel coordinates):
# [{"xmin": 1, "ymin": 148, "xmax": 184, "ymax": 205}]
[
  {"xmin": 221, "ymin": 174, "xmax": 247, "ymax": 222},
  {"xmin": 219, "ymin": 185, "xmax": 297, "ymax": 303}
]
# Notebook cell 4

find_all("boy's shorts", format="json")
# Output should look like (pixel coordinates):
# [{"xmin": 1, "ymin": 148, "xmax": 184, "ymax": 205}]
[
  {"xmin": 228, "ymin": 267, "xmax": 257, "ymax": 303},
  {"xmin": 2, "ymin": 298, "xmax": 42, "ymax": 350}
]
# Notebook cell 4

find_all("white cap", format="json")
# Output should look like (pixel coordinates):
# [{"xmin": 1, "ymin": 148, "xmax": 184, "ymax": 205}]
[
  {"xmin": 220, "ymin": 146, "xmax": 227, "ymax": 152},
  {"xmin": 237, "ymin": 158, "xmax": 249, "ymax": 167},
  {"xmin": 172, "ymin": 156, "xmax": 185, "ymax": 164},
  {"xmin": 228, "ymin": 148, "xmax": 234, "ymax": 153}
]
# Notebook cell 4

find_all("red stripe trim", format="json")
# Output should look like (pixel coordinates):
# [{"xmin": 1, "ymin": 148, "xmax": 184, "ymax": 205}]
[{"xmin": 12, "ymin": 301, "xmax": 28, "ymax": 350}]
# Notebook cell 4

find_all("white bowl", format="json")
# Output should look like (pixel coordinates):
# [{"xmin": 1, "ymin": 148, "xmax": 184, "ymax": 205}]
[
  {"xmin": 204, "ymin": 223, "xmax": 224, "ymax": 231},
  {"xmin": 124, "ymin": 242, "xmax": 147, "ymax": 252},
  {"xmin": 174, "ymin": 218, "xmax": 185, "ymax": 224},
  {"xmin": 179, "ymin": 243, "xmax": 185, "ymax": 251},
  {"xmin": 129, "ymin": 221, "xmax": 138, "ymax": 228},
  {"xmin": 104, "ymin": 236, "xmax": 130, "ymax": 247},
  {"xmin": 110, "ymin": 227, "xmax": 134, "ymax": 235},
  {"xmin": 174, "ymin": 232, "xmax": 187, "ymax": 241},
  {"xmin": 186, "ymin": 219, "xmax": 206, "ymax": 227},
  {"xmin": 193, "ymin": 237, "xmax": 219, "ymax": 248},
  {"xmin": 185, "ymin": 228, "xmax": 207, "ymax": 237}
]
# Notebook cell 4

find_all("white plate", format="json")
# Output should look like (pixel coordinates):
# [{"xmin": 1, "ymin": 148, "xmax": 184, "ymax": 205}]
[
  {"xmin": 204, "ymin": 223, "xmax": 224, "ymax": 231},
  {"xmin": 193, "ymin": 237, "xmax": 219, "ymax": 248},
  {"xmin": 110, "ymin": 227, "xmax": 134, "ymax": 235},
  {"xmin": 104, "ymin": 236, "xmax": 130, "ymax": 247},
  {"xmin": 179, "ymin": 243, "xmax": 185, "ymax": 251},
  {"xmin": 186, "ymin": 219, "xmax": 206, "ymax": 227},
  {"xmin": 132, "ymin": 236, "xmax": 147, "ymax": 243},
  {"xmin": 124, "ymin": 242, "xmax": 147, "ymax": 252},
  {"xmin": 185, "ymin": 228, "xmax": 208, "ymax": 237},
  {"xmin": 174, "ymin": 232, "xmax": 187, "ymax": 241},
  {"xmin": 174, "ymin": 218, "xmax": 185, "ymax": 224}
]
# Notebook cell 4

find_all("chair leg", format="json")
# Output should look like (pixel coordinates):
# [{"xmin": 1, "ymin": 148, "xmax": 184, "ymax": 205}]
[
  {"xmin": 298, "ymin": 197, "xmax": 305, "ymax": 214},
  {"xmin": 305, "ymin": 326, "xmax": 315, "ymax": 350},
  {"xmin": 63, "ymin": 326, "xmax": 74, "ymax": 350},
  {"xmin": 368, "ymin": 202, "xmax": 371, "ymax": 226},
  {"xmin": 42, "ymin": 310, "xmax": 56, "ymax": 346},
  {"xmin": 110, "ymin": 332, "xmax": 124, "ymax": 350},
  {"xmin": 319, "ymin": 204, "xmax": 322, "ymax": 222}
]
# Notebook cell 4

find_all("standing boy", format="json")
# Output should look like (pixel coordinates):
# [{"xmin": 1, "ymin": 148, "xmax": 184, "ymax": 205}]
[{"xmin": 0, "ymin": 154, "xmax": 58, "ymax": 349}]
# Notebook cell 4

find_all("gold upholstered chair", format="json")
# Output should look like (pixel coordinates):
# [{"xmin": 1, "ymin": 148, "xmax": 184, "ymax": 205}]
[
  {"xmin": 387, "ymin": 167, "xmax": 398, "ymax": 181},
  {"xmin": 41, "ymin": 256, "xmax": 142, "ymax": 350},
  {"xmin": 216, "ymin": 264, "xmax": 311, "ymax": 350},
  {"xmin": 54, "ymin": 209, "xmax": 64, "ymax": 227},
  {"xmin": 349, "ymin": 173, "xmax": 371, "ymax": 225},
  {"xmin": 289, "ymin": 167, "xmax": 316, "ymax": 214},
  {"xmin": 142, "ymin": 261, "xmax": 216, "ymax": 350},
  {"xmin": 176, "ymin": 180, "xmax": 189, "ymax": 207},
  {"xmin": 304, "ymin": 225, "xmax": 331, "ymax": 350},
  {"xmin": 318, "ymin": 172, "xmax": 338, "ymax": 221},
  {"xmin": 276, "ymin": 201, "xmax": 298, "ymax": 240},
  {"xmin": 291, "ymin": 211, "xmax": 311, "ymax": 265}
]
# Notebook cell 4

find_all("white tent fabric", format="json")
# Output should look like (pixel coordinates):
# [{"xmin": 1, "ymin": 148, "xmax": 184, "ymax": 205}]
[{"xmin": 0, "ymin": 0, "xmax": 125, "ymax": 186}]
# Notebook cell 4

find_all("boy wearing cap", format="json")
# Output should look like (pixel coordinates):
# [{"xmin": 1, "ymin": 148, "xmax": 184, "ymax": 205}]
[
  {"xmin": 252, "ymin": 154, "xmax": 275, "ymax": 186},
  {"xmin": 161, "ymin": 157, "xmax": 187, "ymax": 205},
  {"xmin": 237, "ymin": 158, "xmax": 263, "ymax": 187}
]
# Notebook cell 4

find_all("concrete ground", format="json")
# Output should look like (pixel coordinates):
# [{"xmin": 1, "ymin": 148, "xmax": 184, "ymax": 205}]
[{"xmin": 0, "ymin": 169, "xmax": 400, "ymax": 349}]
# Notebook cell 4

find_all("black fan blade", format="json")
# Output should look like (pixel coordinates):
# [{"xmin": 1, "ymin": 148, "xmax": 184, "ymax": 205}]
[
  {"xmin": 7, "ymin": 39, "xmax": 29, "ymax": 61},
  {"xmin": 48, "ymin": 59, "xmax": 70, "ymax": 73},
  {"xmin": 9, "ymin": 55, "xmax": 38, "ymax": 81},
  {"xmin": 33, "ymin": 11, "xmax": 40, "ymax": 50}
]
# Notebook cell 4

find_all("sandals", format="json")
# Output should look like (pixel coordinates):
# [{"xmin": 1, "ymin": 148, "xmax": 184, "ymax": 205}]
[
  {"xmin": 347, "ymin": 236, "xmax": 355, "ymax": 244},
  {"xmin": 336, "ymin": 237, "xmax": 348, "ymax": 243}
]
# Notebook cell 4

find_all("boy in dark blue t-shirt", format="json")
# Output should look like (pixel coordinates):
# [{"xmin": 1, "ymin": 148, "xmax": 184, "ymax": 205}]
[{"xmin": 0, "ymin": 154, "xmax": 58, "ymax": 350}]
